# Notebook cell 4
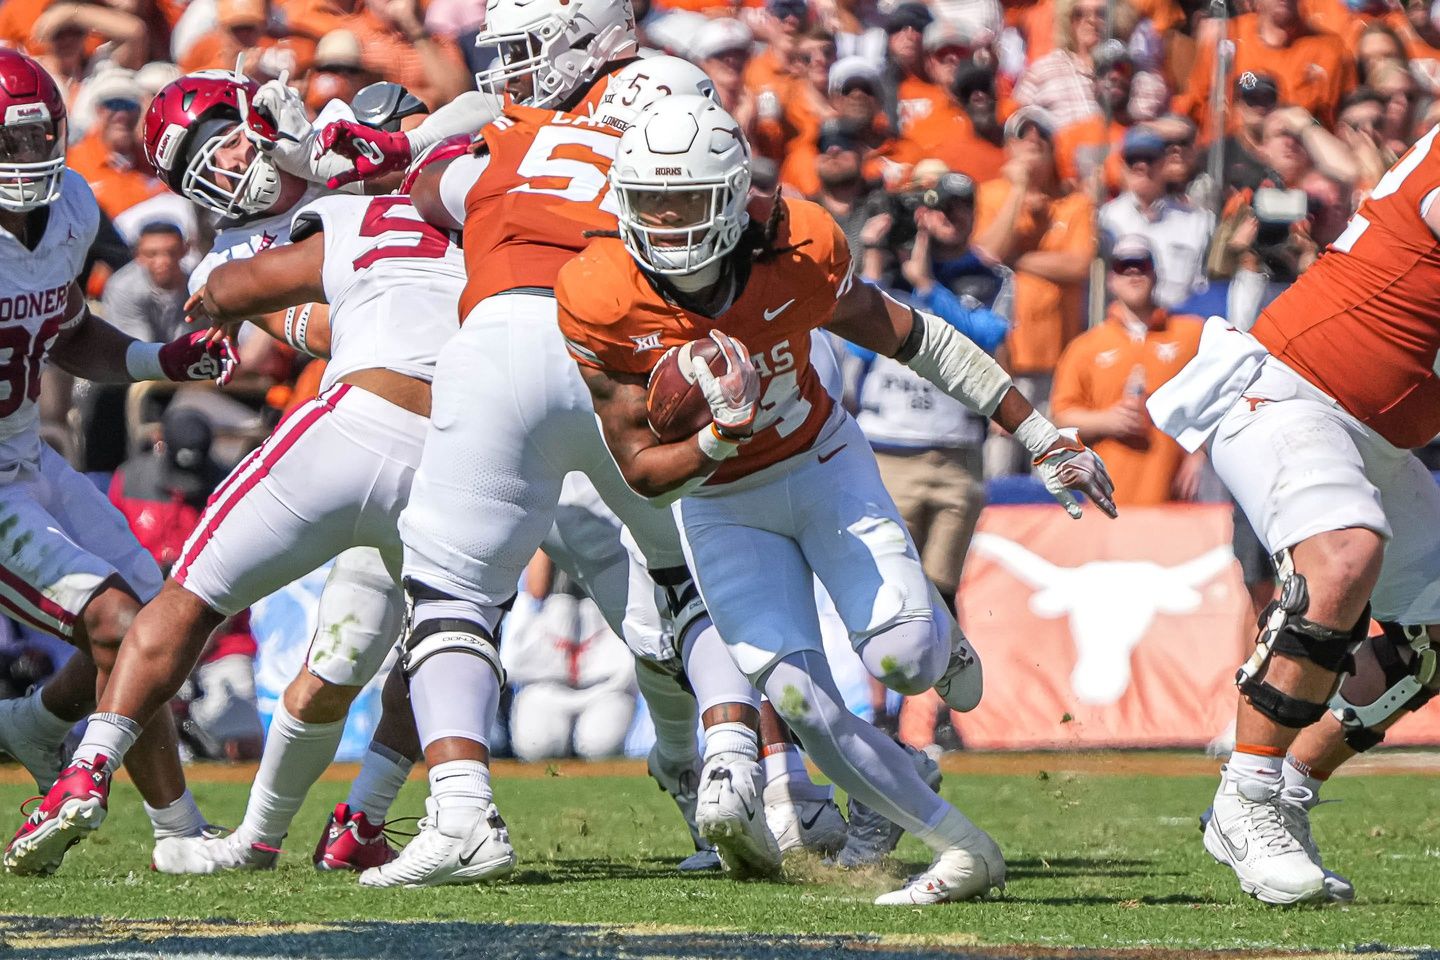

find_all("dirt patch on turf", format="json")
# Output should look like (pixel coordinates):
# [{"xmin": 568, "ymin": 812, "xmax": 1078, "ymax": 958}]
[
  {"xmin": 0, "ymin": 916, "xmax": 1431, "ymax": 960},
  {"xmin": 3, "ymin": 750, "xmax": 1439, "ymax": 788}
]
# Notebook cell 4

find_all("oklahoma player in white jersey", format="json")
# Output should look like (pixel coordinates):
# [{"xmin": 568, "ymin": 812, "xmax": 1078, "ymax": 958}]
[
  {"xmin": 4, "ymin": 70, "xmax": 425, "ymax": 877},
  {"xmin": 558, "ymin": 97, "xmax": 1116, "ymax": 905},
  {"xmin": 1149, "ymin": 125, "xmax": 1440, "ymax": 905},
  {"xmin": 0, "ymin": 50, "xmax": 237, "ymax": 876}
]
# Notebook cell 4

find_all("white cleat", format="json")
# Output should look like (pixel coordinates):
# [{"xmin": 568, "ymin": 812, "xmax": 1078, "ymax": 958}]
[
  {"xmin": 647, "ymin": 746, "xmax": 720, "ymax": 871},
  {"xmin": 358, "ymin": 800, "xmax": 515, "ymax": 888},
  {"xmin": 873, "ymin": 829, "xmax": 1006, "ymax": 905},
  {"xmin": 1277, "ymin": 787, "xmax": 1355, "ymax": 903},
  {"xmin": 836, "ymin": 743, "xmax": 941, "ymax": 868},
  {"xmin": 1202, "ymin": 770, "xmax": 1326, "ymax": 905},
  {"xmin": 152, "ymin": 828, "xmax": 278, "ymax": 875},
  {"xmin": 695, "ymin": 757, "xmax": 781, "ymax": 879},
  {"xmin": 934, "ymin": 615, "xmax": 983, "ymax": 713},
  {"xmin": 0, "ymin": 696, "xmax": 66, "ymax": 792},
  {"xmin": 763, "ymin": 779, "xmax": 846, "ymax": 856}
]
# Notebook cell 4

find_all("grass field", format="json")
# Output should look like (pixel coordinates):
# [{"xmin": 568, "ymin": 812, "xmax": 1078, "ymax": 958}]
[{"xmin": 1, "ymin": 752, "xmax": 1438, "ymax": 959}]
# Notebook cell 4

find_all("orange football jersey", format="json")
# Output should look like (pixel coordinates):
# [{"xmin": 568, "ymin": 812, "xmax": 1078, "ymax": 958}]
[
  {"xmin": 556, "ymin": 198, "xmax": 852, "ymax": 485},
  {"xmin": 455, "ymin": 62, "xmax": 631, "ymax": 318},
  {"xmin": 1252, "ymin": 125, "xmax": 1440, "ymax": 449}
]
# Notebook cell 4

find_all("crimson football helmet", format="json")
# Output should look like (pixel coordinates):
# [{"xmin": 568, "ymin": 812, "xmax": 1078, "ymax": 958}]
[
  {"xmin": 143, "ymin": 70, "xmax": 285, "ymax": 219},
  {"xmin": 0, "ymin": 49, "xmax": 67, "ymax": 212}
]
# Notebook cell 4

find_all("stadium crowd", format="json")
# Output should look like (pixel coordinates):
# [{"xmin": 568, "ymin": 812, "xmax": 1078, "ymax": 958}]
[{"xmin": 2, "ymin": 0, "xmax": 1439, "ymax": 763}]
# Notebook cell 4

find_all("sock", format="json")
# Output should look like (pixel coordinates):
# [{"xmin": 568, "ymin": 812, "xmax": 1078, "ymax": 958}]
[
  {"xmin": 914, "ymin": 805, "xmax": 983, "ymax": 854},
  {"xmin": 429, "ymin": 759, "xmax": 491, "ymax": 836},
  {"xmin": 1281, "ymin": 754, "xmax": 1326, "ymax": 806},
  {"xmin": 237, "ymin": 703, "xmax": 346, "ymax": 847},
  {"xmin": 761, "ymin": 743, "xmax": 808, "ymax": 787},
  {"xmin": 72, "ymin": 713, "xmax": 143, "ymax": 774},
  {"xmin": 145, "ymin": 789, "xmax": 207, "ymax": 840},
  {"xmin": 23, "ymin": 687, "xmax": 79, "ymax": 742},
  {"xmin": 346, "ymin": 742, "xmax": 414, "ymax": 822},
  {"xmin": 703, "ymin": 721, "xmax": 758, "ymax": 763},
  {"xmin": 1228, "ymin": 744, "xmax": 1285, "ymax": 787}
]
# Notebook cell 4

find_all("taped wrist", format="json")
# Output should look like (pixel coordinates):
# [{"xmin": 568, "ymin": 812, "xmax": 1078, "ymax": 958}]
[
  {"xmin": 893, "ymin": 307, "xmax": 1012, "ymax": 416},
  {"xmin": 697, "ymin": 423, "xmax": 742, "ymax": 461},
  {"xmin": 1014, "ymin": 409, "xmax": 1064, "ymax": 460},
  {"xmin": 124, "ymin": 341, "xmax": 166, "ymax": 381}
]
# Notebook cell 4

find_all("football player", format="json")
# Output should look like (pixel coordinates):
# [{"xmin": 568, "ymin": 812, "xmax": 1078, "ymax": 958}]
[
  {"xmin": 1150, "ymin": 125, "xmax": 1440, "ymax": 905},
  {"xmin": 556, "ymin": 96, "xmax": 1116, "ymax": 905},
  {"xmin": 0, "ymin": 49, "xmax": 236, "ymax": 876}
]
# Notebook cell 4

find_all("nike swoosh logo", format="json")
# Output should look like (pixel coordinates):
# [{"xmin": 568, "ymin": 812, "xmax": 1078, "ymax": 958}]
[
  {"xmin": 763, "ymin": 299, "xmax": 796, "ymax": 322},
  {"xmin": 739, "ymin": 798, "xmax": 756, "ymax": 821},
  {"xmin": 800, "ymin": 807, "xmax": 825, "ymax": 831},
  {"xmin": 1214, "ymin": 825, "xmax": 1248, "ymax": 863},
  {"xmin": 458, "ymin": 837, "xmax": 488, "ymax": 866},
  {"xmin": 817, "ymin": 444, "xmax": 847, "ymax": 464}
]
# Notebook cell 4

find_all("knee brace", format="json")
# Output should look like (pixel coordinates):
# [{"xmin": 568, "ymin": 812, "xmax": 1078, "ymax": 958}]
[
  {"xmin": 650, "ymin": 565, "xmax": 708, "ymax": 650},
  {"xmin": 400, "ymin": 578, "xmax": 507, "ymax": 684},
  {"xmin": 1236, "ymin": 551, "xmax": 1368, "ymax": 728},
  {"xmin": 1331, "ymin": 622, "xmax": 1438, "ymax": 752}
]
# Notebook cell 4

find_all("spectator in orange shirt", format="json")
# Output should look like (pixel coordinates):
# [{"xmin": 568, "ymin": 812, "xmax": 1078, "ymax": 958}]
[
  {"xmin": 1182, "ymin": 0, "xmax": 1357, "ymax": 138},
  {"xmin": 778, "ymin": 56, "xmax": 900, "ymax": 195},
  {"xmin": 67, "ymin": 69, "xmax": 166, "ymax": 221},
  {"xmin": 897, "ymin": 59, "xmax": 1006, "ymax": 184},
  {"xmin": 879, "ymin": 2, "xmax": 933, "ymax": 131},
  {"xmin": 1050, "ymin": 235, "xmax": 1204, "ymax": 505},
  {"xmin": 1053, "ymin": 39, "xmax": 1139, "ymax": 196},
  {"xmin": 343, "ymin": 0, "xmax": 469, "ymax": 109},
  {"xmin": 1398, "ymin": 0, "xmax": 1440, "ymax": 91},
  {"xmin": 304, "ymin": 29, "xmax": 377, "ymax": 117},
  {"xmin": 693, "ymin": 18, "xmax": 762, "ymax": 137},
  {"xmin": 179, "ymin": 0, "xmax": 276, "ymax": 74},
  {"xmin": 972, "ymin": 106, "xmax": 1096, "ymax": 399},
  {"xmin": 744, "ymin": 0, "xmax": 808, "ymax": 96},
  {"xmin": 896, "ymin": 17, "xmax": 978, "ymax": 135}
]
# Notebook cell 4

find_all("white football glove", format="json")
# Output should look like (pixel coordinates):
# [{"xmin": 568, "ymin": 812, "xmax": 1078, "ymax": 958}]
[
  {"xmin": 246, "ymin": 73, "xmax": 361, "ymax": 187},
  {"xmin": 1033, "ymin": 428, "xmax": 1118, "ymax": 519},
  {"xmin": 691, "ymin": 330, "xmax": 759, "ymax": 439}
]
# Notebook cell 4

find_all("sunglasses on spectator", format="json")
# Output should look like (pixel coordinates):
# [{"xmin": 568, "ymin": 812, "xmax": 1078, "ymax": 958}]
[
  {"xmin": 100, "ymin": 97, "xmax": 141, "ymax": 114},
  {"xmin": 317, "ymin": 63, "xmax": 368, "ymax": 76},
  {"xmin": 1164, "ymin": 136, "xmax": 1194, "ymax": 150},
  {"xmin": 1239, "ymin": 90, "xmax": 1278, "ymax": 109},
  {"xmin": 1071, "ymin": 6, "xmax": 1106, "ymax": 20},
  {"xmin": 1123, "ymin": 152, "xmax": 1160, "ymax": 167},
  {"xmin": 839, "ymin": 80, "xmax": 878, "ymax": 97},
  {"xmin": 1112, "ymin": 257, "xmax": 1154, "ymax": 275}
]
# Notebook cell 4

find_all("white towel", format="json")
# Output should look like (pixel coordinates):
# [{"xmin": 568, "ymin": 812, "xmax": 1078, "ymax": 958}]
[{"xmin": 1146, "ymin": 316, "xmax": 1269, "ymax": 453}]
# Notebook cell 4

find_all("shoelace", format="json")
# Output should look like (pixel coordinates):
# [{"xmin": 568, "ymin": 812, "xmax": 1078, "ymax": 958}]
[
  {"xmin": 377, "ymin": 815, "xmax": 421, "ymax": 842},
  {"xmin": 1244, "ymin": 794, "xmax": 1306, "ymax": 854},
  {"xmin": 17, "ymin": 796, "xmax": 42, "ymax": 823}
]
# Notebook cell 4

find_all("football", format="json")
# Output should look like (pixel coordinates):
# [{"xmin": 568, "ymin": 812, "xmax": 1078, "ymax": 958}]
[{"xmin": 646, "ymin": 338, "xmax": 721, "ymax": 443}]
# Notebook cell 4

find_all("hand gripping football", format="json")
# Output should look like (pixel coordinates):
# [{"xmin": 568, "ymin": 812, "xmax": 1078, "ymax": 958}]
[{"xmin": 646, "ymin": 338, "xmax": 724, "ymax": 443}]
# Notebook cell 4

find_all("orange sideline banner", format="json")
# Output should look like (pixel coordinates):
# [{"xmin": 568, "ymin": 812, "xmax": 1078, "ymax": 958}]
[{"xmin": 952, "ymin": 505, "xmax": 1440, "ymax": 749}]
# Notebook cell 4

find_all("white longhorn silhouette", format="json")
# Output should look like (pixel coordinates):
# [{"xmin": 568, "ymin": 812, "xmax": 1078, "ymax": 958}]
[{"xmin": 970, "ymin": 533, "xmax": 1236, "ymax": 705}]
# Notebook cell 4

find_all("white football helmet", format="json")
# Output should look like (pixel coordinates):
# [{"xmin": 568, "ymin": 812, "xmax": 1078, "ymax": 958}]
[
  {"xmin": 611, "ymin": 95, "xmax": 751, "ymax": 276},
  {"xmin": 592, "ymin": 56, "xmax": 718, "ymax": 132},
  {"xmin": 476, "ymin": 0, "xmax": 638, "ymax": 108}
]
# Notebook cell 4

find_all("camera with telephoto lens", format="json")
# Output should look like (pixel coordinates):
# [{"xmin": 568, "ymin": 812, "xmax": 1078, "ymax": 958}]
[{"xmin": 1252, "ymin": 185, "xmax": 1309, "ymax": 283}]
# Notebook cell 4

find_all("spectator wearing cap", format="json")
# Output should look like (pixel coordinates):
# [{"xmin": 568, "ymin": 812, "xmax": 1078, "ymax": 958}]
[
  {"xmin": 1099, "ymin": 126, "xmax": 1214, "ymax": 309},
  {"xmin": 342, "ymin": 0, "xmax": 469, "ymax": 110},
  {"xmin": 809, "ymin": 120, "xmax": 884, "ymax": 263},
  {"xmin": 179, "ymin": 0, "xmax": 275, "ymax": 74},
  {"xmin": 694, "ymin": 18, "xmax": 760, "ymax": 134},
  {"xmin": 305, "ymin": 29, "xmax": 377, "ymax": 117},
  {"xmin": 745, "ymin": 0, "xmax": 810, "ymax": 96},
  {"xmin": 1013, "ymin": 0, "xmax": 1166, "ymax": 128},
  {"xmin": 1050, "ymin": 234, "xmax": 1204, "ymax": 505},
  {"xmin": 1225, "ymin": 71, "xmax": 1281, "ymax": 192},
  {"xmin": 972, "ymin": 106, "xmax": 1096, "ymax": 402},
  {"xmin": 1182, "ymin": 0, "xmax": 1356, "ymax": 138},
  {"xmin": 68, "ymin": 70, "xmax": 167, "ymax": 222},
  {"xmin": 779, "ymin": 56, "xmax": 900, "ymax": 195},
  {"xmin": 897, "ymin": 57, "xmax": 1007, "ymax": 184},
  {"xmin": 752, "ymin": 25, "xmax": 835, "ymax": 169},
  {"xmin": 896, "ymin": 17, "xmax": 980, "ymax": 135},
  {"xmin": 1053, "ymin": 39, "xmax": 1138, "ymax": 196},
  {"xmin": 877, "ymin": 2, "xmax": 932, "ymax": 131}
]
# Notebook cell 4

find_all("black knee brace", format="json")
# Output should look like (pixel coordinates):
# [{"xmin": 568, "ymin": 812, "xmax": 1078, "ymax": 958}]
[
  {"xmin": 1236, "ymin": 563, "xmax": 1369, "ymax": 728},
  {"xmin": 1331, "ymin": 621, "xmax": 1438, "ymax": 752},
  {"xmin": 651, "ymin": 565, "xmax": 708, "ymax": 648}
]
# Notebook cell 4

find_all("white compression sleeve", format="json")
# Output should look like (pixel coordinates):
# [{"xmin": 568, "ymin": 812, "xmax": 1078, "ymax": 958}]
[
  {"xmin": 405, "ymin": 91, "xmax": 504, "ymax": 154},
  {"xmin": 897, "ymin": 309, "xmax": 1013, "ymax": 416}
]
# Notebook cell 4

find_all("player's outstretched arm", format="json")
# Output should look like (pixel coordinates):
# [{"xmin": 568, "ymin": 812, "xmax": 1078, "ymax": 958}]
[
  {"xmin": 827, "ymin": 278, "xmax": 1117, "ymax": 518},
  {"xmin": 186, "ymin": 232, "xmax": 332, "ymax": 356},
  {"xmin": 578, "ymin": 364, "xmax": 730, "ymax": 503},
  {"xmin": 49, "ymin": 282, "xmax": 236, "ymax": 386}
]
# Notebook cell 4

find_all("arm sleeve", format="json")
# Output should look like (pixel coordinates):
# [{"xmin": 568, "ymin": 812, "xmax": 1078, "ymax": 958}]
[
  {"xmin": 911, "ymin": 284, "xmax": 1010, "ymax": 354},
  {"xmin": 405, "ymin": 91, "xmax": 504, "ymax": 153}
]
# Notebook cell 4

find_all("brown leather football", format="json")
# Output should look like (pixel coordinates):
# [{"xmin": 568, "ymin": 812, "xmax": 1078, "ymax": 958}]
[{"xmin": 646, "ymin": 338, "xmax": 722, "ymax": 443}]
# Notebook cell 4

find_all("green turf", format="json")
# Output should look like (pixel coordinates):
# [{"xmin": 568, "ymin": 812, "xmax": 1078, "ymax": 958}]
[{"xmin": 1, "ymin": 763, "xmax": 1438, "ymax": 953}]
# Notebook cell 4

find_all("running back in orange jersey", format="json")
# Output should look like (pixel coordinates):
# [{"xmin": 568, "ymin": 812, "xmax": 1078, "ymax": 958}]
[
  {"xmin": 1251, "ymin": 125, "xmax": 1440, "ymax": 449},
  {"xmin": 456, "ymin": 105, "xmax": 623, "ymax": 318},
  {"xmin": 556, "ymin": 197, "xmax": 853, "ymax": 485}
]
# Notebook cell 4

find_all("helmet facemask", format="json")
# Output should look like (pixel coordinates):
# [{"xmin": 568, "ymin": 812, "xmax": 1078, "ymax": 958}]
[
  {"xmin": 614, "ymin": 169, "xmax": 750, "ymax": 275},
  {"xmin": 0, "ymin": 115, "xmax": 66, "ymax": 213},
  {"xmin": 180, "ymin": 118, "xmax": 282, "ymax": 219}
]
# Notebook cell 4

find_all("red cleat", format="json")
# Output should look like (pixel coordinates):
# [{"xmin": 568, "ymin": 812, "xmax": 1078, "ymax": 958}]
[
  {"xmin": 4, "ymin": 755, "xmax": 111, "ymax": 876},
  {"xmin": 312, "ymin": 803, "xmax": 398, "ymax": 871}
]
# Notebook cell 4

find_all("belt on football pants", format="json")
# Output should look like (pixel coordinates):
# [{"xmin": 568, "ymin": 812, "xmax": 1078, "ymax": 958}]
[{"xmin": 492, "ymin": 286, "xmax": 556, "ymax": 298}]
